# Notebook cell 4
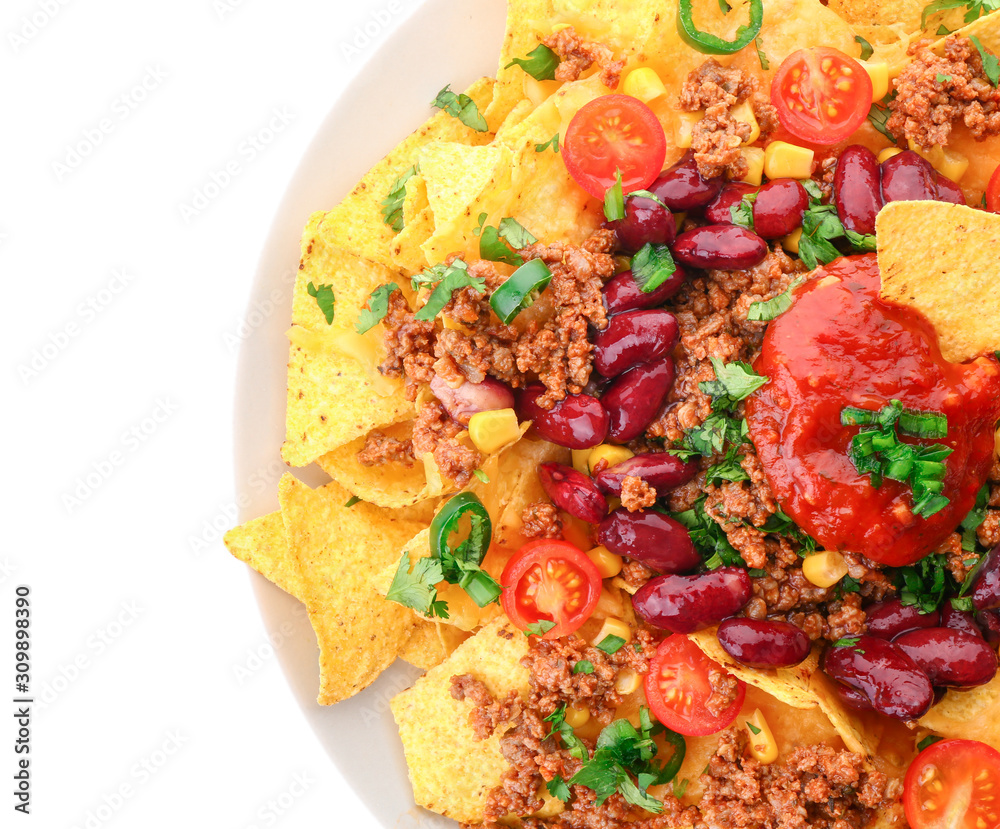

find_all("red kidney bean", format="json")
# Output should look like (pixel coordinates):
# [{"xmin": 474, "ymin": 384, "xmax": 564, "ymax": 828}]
[
  {"xmin": 935, "ymin": 173, "xmax": 965, "ymax": 205},
  {"xmin": 977, "ymin": 609, "xmax": 1000, "ymax": 645},
  {"xmin": 972, "ymin": 544, "xmax": 1000, "ymax": 610},
  {"xmin": 672, "ymin": 225, "xmax": 768, "ymax": 270},
  {"xmin": 752, "ymin": 179, "xmax": 809, "ymax": 239},
  {"xmin": 602, "ymin": 267, "xmax": 687, "ymax": 315},
  {"xmin": 601, "ymin": 358, "xmax": 674, "ymax": 444},
  {"xmin": 594, "ymin": 452, "xmax": 698, "ymax": 497},
  {"xmin": 633, "ymin": 568, "xmax": 751, "ymax": 633},
  {"xmin": 592, "ymin": 310, "xmax": 679, "ymax": 378},
  {"xmin": 940, "ymin": 602, "xmax": 983, "ymax": 639},
  {"xmin": 538, "ymin": 462, "xmax": 608, "ymax": 523},
  {"xmin": 704, "ymin": 183, "xmax": 758, "ymax": 225},
  {"xmin": 865, "ymin": 598, "xmax": 940, "ymax": 640},
  {"xmin": 598, "ymin": 507, "xmax": 700, "ymax": 573},
  {"xmin": 610, "ymin": 196, "xmax": 677, "ymax": 253},
  {"xmin": 832, "ymin": 682, "xmax": 874, "ymax": 712},
  {"xmin": 834, "ymin": 145, "xmax": 883, "ymax": 235},
  {"xmin": 649, "ymin": 151, "xmax": 725, "ymax": 211},
  {"xmin": 894, "ymin": 627, "xmax": 998, "ymax": 688},
  {"xmin": 716, "ymin": 618, "xmax": 811, "ymax": 668},
  {"xmin": 822, "ymin": 635, "xmax": 935, "ymax": 720},
  {"xmin": 429, "ymin": 375, "xmax": 514, "ymax": 425},
  {"xmin": 881, "ymin": 150, "xmax": 937, "ymax": 203},
  {"xmin": 517, "ymin": 384, "xmax": 608, "ymax": 449}
]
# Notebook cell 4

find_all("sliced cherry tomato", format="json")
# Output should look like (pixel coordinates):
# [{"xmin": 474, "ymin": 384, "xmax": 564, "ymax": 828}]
[
  {"xmin": 904, "ymin": 739, "xmax": 1000, "ymax": 829},
  {"xmin": 500, "ymin": 539, "xmax": 602, "ymax": 639},
  {"xmin": 562, "ymin": 94, "xmax": 667, "ymax": 199},
  {"xmin": 771, "ymin": 47, "xmax": 873, "ymax": 145},
  {"xmin": 644, "ymin": 634, "xmax": 746, "ymax": 736},
  {"xmin": 986, "ymin": 163, "xmax": 1000, "ymax": 212}
]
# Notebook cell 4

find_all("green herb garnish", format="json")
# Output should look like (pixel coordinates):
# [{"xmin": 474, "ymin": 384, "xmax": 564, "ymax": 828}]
[
  {"xmin": 307, "ymin": 281, "xmax": 336, "ymax": 324},
  {"xmin": 355, "ymin": 282, "xmax": 400, "ymax": 333},
  {"xmin": 505, "ymin": 44, "xmax": 561, "ymax": 81},
  {"xmin": 380, "ymin": 164, "xmax": 418, "ymax": 232},
  {"xmin": 432, "ymin": 85, "xmax": 488, "ymax": 131}
]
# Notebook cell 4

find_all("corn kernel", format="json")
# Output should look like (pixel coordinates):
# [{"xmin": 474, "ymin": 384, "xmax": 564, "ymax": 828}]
[
  {"xmin": 524, "ymin": 75, "xmax": 562, "ymax": 107},
  {"xmin": 564, "ymin": 701, "xmax": 591, "ymax": 729},
  {"xmin": 738, "ymin": 147, "xmax": 765, "ymax": 186},
  {"xmin": 468, "ymin": 408, "xmax": 521, "ymax": 454},
  {"xmin": 906, "ymin": 140, "xmax": 969, "ymax": 182},
  {"xmin": 615, "ymin": 668, "xmax": 642, "ymax": 695},
  {"xmin": 861, "ymin": 61, "xmax": 890, "ymax": 103},
  {"xmin": 572, "ymin": 448, "xmax": 595, "ymax": 475},
  {"xmin": 588, "ymin": 444, "xmax": 634, "ymax": 475},
  {"xmin": 587, "ymin": 545, "xmax": 624, "ymax": 578},
  {"xmin": 550, "ymin": 22, "xmax": 573, "ymax": 33},
  {"xmin": 623, "ymin": 67, "xmax": 667, "ymax": 103},
  {"xmin": 533, "ymin": 789, "xmax": 567, "ymax": 819},
  {"xmin": 764, "ymin": 141, "xmax": 814, "ymax": 180},
  {"xmin": 592, "ymin": 617, "xmax": 632, "ymax": 648},
  {"xmin": 803, "ymin": 550, "xmax": 850, "ymax": 588},
  {"xmin": 877, "ymin": 147, "xmax": 903, "ymax": 164},
  {"xmin": 675, "ymin": 111, "xmax": 702, "ymax": 150},
  {"xmin": 781, "ymin": 227, "xmax": 803, "ymax": 255},
  {"xmin": 594, "ymin": 586, "xmax": 625, "ymax": 619},
  {"xmin": 745, "ymin": 709, "xmax": 779, "ymax": 765},
  {"xmin": 731, "ymin": 99, "xmax": 760, "ymax": 145}
]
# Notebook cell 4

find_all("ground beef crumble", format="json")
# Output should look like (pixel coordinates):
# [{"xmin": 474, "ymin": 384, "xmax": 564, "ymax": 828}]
[
  {"xmin": 888, "ymin": 35, "xmax": 1000, "ymax": 148},
  {"xmin": 357, "ymin": 430, "xmax": 414, "ymax": 467},
  {"xmin": 699, "ymin": 729, "xmax": 899, "ymax": 829},
  {"xmin": 620, "ymin": 475, "xmax": 657, "ymax": 512},
  {"xmin": 411, "ymin": 400, "xmax": 482, "ymax": 487},
  {"xmin": 705, "ymin": 667, "xmax": 740, "ymax": 719},
  {"xmin": 522, "ymin": 502, "xmax": 564, "ymax": 540},
  {"xmin": 678, "ymin": 59, "xmax": 779, "ymax": 179},
  {"xmin": 541, "ymin": 26, "xmax": 625, "ymax": 90}
]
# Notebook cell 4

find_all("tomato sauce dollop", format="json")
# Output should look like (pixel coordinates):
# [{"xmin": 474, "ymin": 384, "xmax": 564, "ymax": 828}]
[{"xmin": 745, "ymin": 254, "xmax": 1000, "ymax": 567}]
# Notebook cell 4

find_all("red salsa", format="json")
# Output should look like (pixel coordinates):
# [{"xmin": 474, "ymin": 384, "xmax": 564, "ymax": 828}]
[{"xmin": 746, "ymin": 254, "xmax": 1000, "ymax": 566}]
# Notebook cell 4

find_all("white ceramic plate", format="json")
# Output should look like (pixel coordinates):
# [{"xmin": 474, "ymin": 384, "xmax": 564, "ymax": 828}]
[{"xmin": 232, "ymin": 1, "xmax": 508, "ymax": 827}]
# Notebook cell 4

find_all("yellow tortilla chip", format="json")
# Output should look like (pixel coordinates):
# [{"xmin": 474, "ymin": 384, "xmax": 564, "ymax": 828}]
[
  {"xmin": 274, "ymin": 474, "xmax": 426, "ymax": 704},
  {"xmin": 877, "ymin": 201, "xmax": 1000, "ymax": 362},
  {"xmin": 483, "ymin": 0, "xmax": 551, "ymax": 131},
  {"xmin": 320, "ymin": 77, "xmax": 495, "ymax": 270},
  {"xmin": 919, "ymin": 671, "xmax": 1000, "ymax": 750},
  {"xmin": 399, "ymin": 620, "xmax": 472, "ymax": 671},
  {"xmin": 282, "ymin": 225, "xmax": 415, "ymax": 467},
  {"xmin": 390, "ymin": 619, "xmax": 530, "ymax": 822},
  {"xmin": 224, "ymin": 510, "xmax": 303, "ymax": 598}
]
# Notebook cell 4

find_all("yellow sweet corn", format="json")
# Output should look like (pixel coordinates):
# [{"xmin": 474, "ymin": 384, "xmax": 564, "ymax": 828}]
[
  {"xmin": 731, "ymin": 99, "xmax": 761, "ymax": 145},
  {"xmin": 861, "ymin": 61, "xmax": 890, "ymax": 103},
  {"xmin": 468, "ymin": 408, "xmax": 521, "ymax": 454},
  {"xmin": 738, "ymin": 147, "xmax": 765, "ymax": 185},
  {"xmin": 587, "ymin": 545, "xmax": 624, "ymax": 579},
  {"xmin": 764, "ymin": 141, "xmax": 814, "ymax": 180},
  {"xmin": 803, "ymin": 550, "xmax": 850, "ymax": 588},
  {"xmin": 675, "ymin": 111, "xmax": 702, "ymax": 150},
  {"xmin": 592, "ymin": 617, "xmax": 632, "ymax": 648},
  {"xmin": 623, "ymin": 67, "xmax": 667, "ymax": 103},
  {"xmin": 781, "ymin": 227, "xmax": 803, "ymax": 255},
  {"xmin": 877, "ymin": 147, "xmax": 902, "ymax": 164},
  {"xmin": 588, "ymin": 444, "xmax": 633, "ymax": 475},
  {"xmin": 745, "ymin": 709, "xmax": 779, "ymax": 764}
]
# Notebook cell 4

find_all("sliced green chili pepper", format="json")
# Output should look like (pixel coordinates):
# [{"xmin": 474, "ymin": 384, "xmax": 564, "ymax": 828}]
[
  {"xmin": 489, "ymin": 258, "xmax": 553, "ymax": 324},
  {"xmin": 677, "ymin": 0, "xmax": 764, "ymax": 55},
  {"xmin": 429, "ymin": 492, "xmax": 501, "ymax": 607}
]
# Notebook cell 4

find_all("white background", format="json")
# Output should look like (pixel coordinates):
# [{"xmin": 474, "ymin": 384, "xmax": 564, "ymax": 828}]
[{"xmin": 2, "ymin": 0, "xmax": 462, "ymax": 826}]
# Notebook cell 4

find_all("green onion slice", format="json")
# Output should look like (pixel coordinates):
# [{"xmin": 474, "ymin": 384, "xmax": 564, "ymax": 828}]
[{"xmin": 489, "ymin": 259, "xmax": 553, "ymax": 324}]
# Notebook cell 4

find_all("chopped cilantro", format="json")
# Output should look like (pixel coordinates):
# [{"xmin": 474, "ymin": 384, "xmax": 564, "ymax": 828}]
[
  {"xmin": 834, "ymin": 636, "xmax": 861, "ymax": 647},
  {"xmin": 604, "ymin": 169, "xmax": 625, "ymax": 222},
  {"xmin": 730, "ymin": 192, "xmax": 757, "ymax": 230},
  {"xmin": 573, "ymin": 660, "xmax": 595, "ymax": 675},
  {"xmin": 535, "ymin": 133, "xmax": 560, "ymax": 153},
  {"xmin": 921, "ymin": 0, "xmax": 1000, "ymax": 29},
  {"xmin": 344, "ymin": 495, "xmax": 362, "ymax": 508},
  {"xmin": 672, "ymin": 777, "xmax": 690, "ymax": 799},
  {"xmin": 628, "ymin": 189, "xmax": 668, "ymax": 208},
  {"xmin": 631, "ymin": 243, "xmax": 677, "ymax": 294},
  {"xmin": 472, "ymin": 469, "xmax": 490, "ymax": 484},
  {"xmin": 960, "ymin": 483, "xmax": 990, "ymax": 551},
  {"xmin": 505, "ymin": 44, "xmax": 561, "ymax": 81},
  {"xmin": 855, "ymin": 34, "xmax": 874, "ymax": 61},
  {"xmin": 895, "ymin": 553, "xmax": 950, "ymax": 613},
  {"xmin": 845, "ymin": 229, "xmax": 877, "ymax": 252},
  {"xmin": 306, "ymin": 281, "xmax": 336, "ymax": 324},
  {"xmin": 755, "ymin": 35, "xmax": 770, "ymax": 70},
  {"xmin": 936, "ymin": 72, "xmax": 953, "ymax": 83},
  {"xmin": 380, "ymin": 164, "xmax": 418, "ymax": 232},
  {"xmin": 746, "ymin": 720, "xmax": 762, "ymax": 735},
  {"xmin": 971, "ymin": 35, "xmax": 1000, "ymax": 87},
  {"xmin": 413, "ymin": 260, "xmax": 486, "ymax": 321},
  {"xmin": 431, "ymin": 85, "xmax": 488, "ymax": 131},
  {"xmin": 673, "ymin": 495, "xmax": 746, "ymax": 569},
  {"xmin": 596, "ymin": 634, "xmax": 626, "ymax": 655},
  {"xmin": 546, "ymin": 775, "xmax": 572, "ymax": 802},
  {"xmin": 951, "ymin": 595, "xmax": 974, "ymax": 612},
  {"xmin": 798, "ymin": 204, "xmax": 847, "ymax": 269},
  {"xmin": 917, "ymin": 734, "xmax": 943, "ymax": 752},
  {"xmin": 867, "ymin": 95, "xmax": 897, "ymax": 143},
  {"xmin": 385, "ymin": 552, "xmax": 449, "ymax": 619},
  {"xmin": 355, "ymin": 282, "xmax": 400, "ymax": 334},
  {"xmin": 525, "ymin": 620, "xmax": 557, "ymax": 637},
  {"xmin": 699, "ymin": 357, "xmax": 769, "ymax": 412},
  {"xmin": 747, "ymin": 276, "xmax": 805, "ymax": 322},
  {"xmin": 545, "ymin": 704, "xmax": 589, "ymax": 760},
  {"xmin": 475, "ymin": 215, "xmax": 538, "ymax": 266}
]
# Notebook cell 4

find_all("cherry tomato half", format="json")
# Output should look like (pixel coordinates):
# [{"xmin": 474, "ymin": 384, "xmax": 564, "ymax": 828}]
[
  {"xmin": 904, "ymin": 739, "xmax": 1000, "ymax": 829},
  {"xmin": 986, "ymin": 163, "xmax": 1000, "ymax": 212},
  {"xmin": 500, "ymin": 540, "xmax": 602, "ymax": 639},
  {"xmin": 771, "ymin": 47, "xmax": 873, "ymax": 145},
  {"xmin": 562, "ymin": 94, "xmax": 667, "ymax": 199},
  {"xmin": 644, "ymin": 634, "xmax": 746, "ymax": 736}
]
